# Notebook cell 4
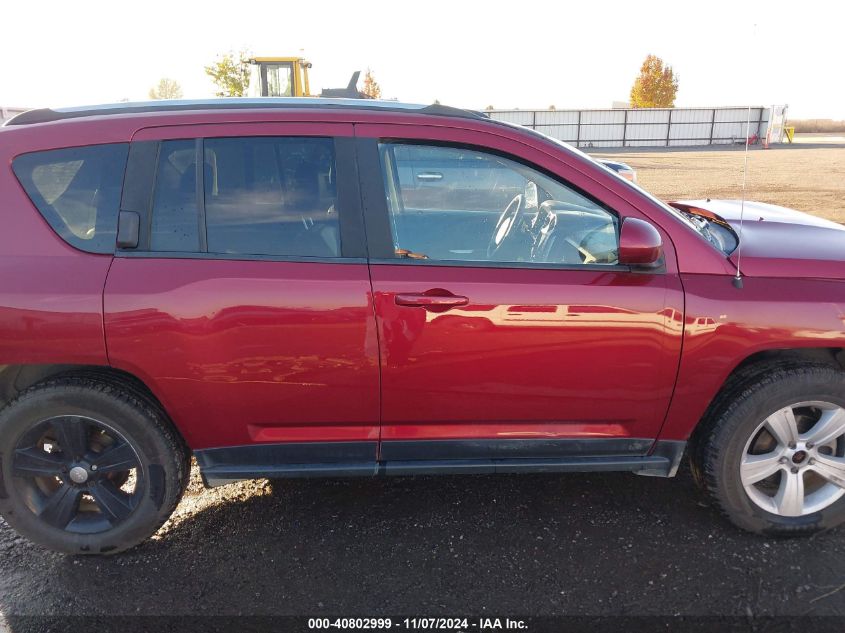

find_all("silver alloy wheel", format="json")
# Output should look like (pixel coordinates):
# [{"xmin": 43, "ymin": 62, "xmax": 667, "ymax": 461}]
[{"xmin": 741, "ymin": 401, "xmax": 845, "ymax": 517}]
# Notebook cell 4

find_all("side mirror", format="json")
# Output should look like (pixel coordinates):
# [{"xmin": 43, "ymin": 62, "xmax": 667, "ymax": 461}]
[{"xmin": 618, "ymin": 217, "xmax": 663, "ymax": 267}]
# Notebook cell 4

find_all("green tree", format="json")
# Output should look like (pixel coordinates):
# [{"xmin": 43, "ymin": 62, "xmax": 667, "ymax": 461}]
[
  {"xmin": 148, "ymin": 78, "xmax": 183, "ymax": 100},
  {"xmin": 205, "ymin": 51, "xmax": 251, "ymax": 97},
  {"xmin": 629, "ymin": 55, "xmax": 679, "ymax": 108},
  {"xmin": 361, "ymin": 68, "xmax": 381, "ymax": 99}
]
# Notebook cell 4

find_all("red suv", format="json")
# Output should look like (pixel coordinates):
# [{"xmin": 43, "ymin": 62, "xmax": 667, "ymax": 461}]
[{"xmin": 1, "ymin": 99, "xmax": 845, "ymax": 554}]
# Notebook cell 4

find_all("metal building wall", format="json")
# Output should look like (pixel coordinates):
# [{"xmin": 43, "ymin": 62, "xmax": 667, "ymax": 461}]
[{"xmin": 488, "ymin": 106, "xmax": 782, "ymax": 148}]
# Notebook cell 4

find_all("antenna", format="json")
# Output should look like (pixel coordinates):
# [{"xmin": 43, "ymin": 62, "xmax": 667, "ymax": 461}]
[{"xmin": 732, "ymin": 104, "xmax": 752, "ymax": 289}]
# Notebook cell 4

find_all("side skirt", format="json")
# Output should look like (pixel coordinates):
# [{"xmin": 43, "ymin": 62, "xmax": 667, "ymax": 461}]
[{"xmin": 195, "ymin": 439, "xmax": 686, "ymax": 488}]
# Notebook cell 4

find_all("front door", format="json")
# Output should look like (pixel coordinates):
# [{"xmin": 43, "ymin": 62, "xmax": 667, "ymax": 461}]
[{"xmin": 357, "ymin": 128, "xmax": 684, "ymax": 463}]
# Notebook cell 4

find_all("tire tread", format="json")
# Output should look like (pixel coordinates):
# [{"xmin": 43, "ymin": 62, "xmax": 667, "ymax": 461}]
[
  {"xmin": 693, "ymin": 363, "xmax": 844, "ymax": 535},
  {"xmin": 0, "ymin": 375, "xmax": 190, "ymax": 554}
]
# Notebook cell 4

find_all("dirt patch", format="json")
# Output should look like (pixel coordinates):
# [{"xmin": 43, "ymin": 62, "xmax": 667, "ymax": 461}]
[{"xmin": 593, "ymin": 145, "xmax": 845, "ymax": 223}]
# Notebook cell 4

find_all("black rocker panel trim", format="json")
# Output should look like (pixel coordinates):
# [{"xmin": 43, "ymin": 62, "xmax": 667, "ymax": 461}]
[
  {"xmin": 195, "ymin": 439, "xmax": 686, "ymax": 486},
  {"xmin": 380, "ymin": 455, "xmax": 668, "ymax": 477},
  {"xmin": 195, "ymin": 441, "xmax": 377, "ymax": 470},
  {"xmin": 379, "ymin": 438, "xmax": 654, "ymax": 461}
]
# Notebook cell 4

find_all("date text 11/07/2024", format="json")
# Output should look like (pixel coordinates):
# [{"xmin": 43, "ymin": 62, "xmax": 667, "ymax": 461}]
[{"xmin": 307, "ymin": 617, "xmax": 528, "ymax": 630}]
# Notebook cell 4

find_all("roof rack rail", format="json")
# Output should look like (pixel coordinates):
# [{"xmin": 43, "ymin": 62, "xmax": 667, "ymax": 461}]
[
  {"xmin": 4, "ymin": 98, "xmax": 487, "ymax": 127},
  {"xmin": 418, "ymin": 103, "xmax": 487, "ymax": 119}
]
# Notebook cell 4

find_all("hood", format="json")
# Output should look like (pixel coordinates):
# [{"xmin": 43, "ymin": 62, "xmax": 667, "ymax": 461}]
[{"xmin": 673, "ymin": 200, "xmax": 845, "ymax": 279}]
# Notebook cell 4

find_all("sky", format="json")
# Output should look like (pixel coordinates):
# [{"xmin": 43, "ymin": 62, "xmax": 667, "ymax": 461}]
[{"xmin": 2, "ymin": 0, "xmax": 843, "ymax": 119}]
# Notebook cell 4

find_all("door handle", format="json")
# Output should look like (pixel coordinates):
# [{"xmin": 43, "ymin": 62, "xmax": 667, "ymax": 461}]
[{"xmin": 395, "ymin": 293, "xmax": 469, "ymax": 309}]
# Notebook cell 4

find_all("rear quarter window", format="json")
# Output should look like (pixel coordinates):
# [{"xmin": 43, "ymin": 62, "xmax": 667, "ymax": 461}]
[{"xmin": 12, "ymin": 143, "xmax": 129, "ymax": 254}]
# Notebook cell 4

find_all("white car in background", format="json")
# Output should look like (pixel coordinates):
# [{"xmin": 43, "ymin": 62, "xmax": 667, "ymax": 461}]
[{"xmin": 597, "ymin": 158, "xmax": 637, "ymax": 182}]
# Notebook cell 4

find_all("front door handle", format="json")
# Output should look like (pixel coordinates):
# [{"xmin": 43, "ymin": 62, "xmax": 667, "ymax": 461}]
[{"xmin": 395, "ymin": 293, "xmax": 469, "ymax": 309}]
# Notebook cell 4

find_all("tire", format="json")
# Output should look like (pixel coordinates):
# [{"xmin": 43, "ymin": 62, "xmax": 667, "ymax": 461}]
[
  {"xmin": 695, "ymin": 364, "xmax": 845, "ymax": 536},
  {"xmin": 0, "ymin": 377, "xmax": 189, "ymax": 554}
]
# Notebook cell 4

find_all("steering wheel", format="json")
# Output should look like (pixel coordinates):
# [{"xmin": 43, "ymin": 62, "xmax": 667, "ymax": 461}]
[{"xmin": 487, "ymin": 194, "xmax": 524, "ymax": 259}]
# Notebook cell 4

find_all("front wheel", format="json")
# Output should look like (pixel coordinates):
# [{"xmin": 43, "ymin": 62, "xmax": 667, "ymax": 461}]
[
  {"xmin": 696, "ymin": 365, "xmax": 845, "ymax": 535},
  {"xmin": 0, "ymin": 377, "xmax": 189, "ymax": 554}
]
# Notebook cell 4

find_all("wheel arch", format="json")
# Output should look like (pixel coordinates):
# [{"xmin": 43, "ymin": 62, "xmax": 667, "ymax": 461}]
[
  {"xmin": 688, "ymin": 346, "xmax": 845, "ymax": 468},
  {"xmin": 0, "ymin": 364, "xmax": 189, "ymax": 453}
]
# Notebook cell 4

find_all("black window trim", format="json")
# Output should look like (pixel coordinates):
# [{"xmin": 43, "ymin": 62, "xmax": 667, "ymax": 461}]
[
  {"xmin": 120, "ymin": 140, "xmax": 158, "ymax": 252},
  {"xmin": 195, "ymin": 138, "xmax": 208, "ymax": 252},
  {"xmin": 118, "ymin": 135, "xmax": 368, "ymax": 262},
  {"xmin": 114, "ymin": 251, "xmax": 367, "ymax": 265},
  {"xmin": 355, "ymin": 137, "xmax": 395, "ymax": 260},
  {"xmin": 358, "ymin": 137, "xmax": 643, "ymax": 273},
  {"xmin": 366, "ymin": 257, "xmax": 632, "ymax": 273}
]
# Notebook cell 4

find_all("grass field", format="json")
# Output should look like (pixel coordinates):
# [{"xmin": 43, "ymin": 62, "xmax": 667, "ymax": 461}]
[{"xmin": 593, "ymin": 142, "xmax": 845, "ymax": 224}]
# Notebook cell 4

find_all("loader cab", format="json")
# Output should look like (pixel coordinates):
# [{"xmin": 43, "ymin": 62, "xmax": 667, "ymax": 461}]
[{"xmin": 247, "ymin": 57, "xmax": 312, "ymax": 97}]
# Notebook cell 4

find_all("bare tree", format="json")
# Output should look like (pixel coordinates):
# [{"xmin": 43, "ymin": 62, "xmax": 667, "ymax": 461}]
[{"xmin": 148, "ymin": 78, "xmax": 183, "ymax": 100}]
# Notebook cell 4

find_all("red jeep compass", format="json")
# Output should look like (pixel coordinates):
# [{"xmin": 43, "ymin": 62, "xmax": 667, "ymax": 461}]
[{"xmin": 1, "ymin": 99, "xmax": 845, "ymax": 554}]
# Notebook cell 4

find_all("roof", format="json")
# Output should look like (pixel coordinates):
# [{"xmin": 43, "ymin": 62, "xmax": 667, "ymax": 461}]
[
  {"xmin": 3, "ymin": 98, "xmax": 487, "ymax": 127},
  {"xmin": 249, "ymin": 57, "xmax": 306, "ymax": 63}
]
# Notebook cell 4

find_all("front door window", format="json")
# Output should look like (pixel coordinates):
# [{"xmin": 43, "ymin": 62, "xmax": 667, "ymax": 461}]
[{"xmin": 379, "ymin": 143, "xmax": 619, "ymax": 266}]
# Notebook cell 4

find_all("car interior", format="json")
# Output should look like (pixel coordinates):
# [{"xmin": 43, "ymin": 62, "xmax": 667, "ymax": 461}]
[
  {"xmin": 151, "ymin": 137, "xmax": 341, "ymax": 257},
  {"xmin": 379, "ymin": 143, "xmax": 619, "ymax": 265}
]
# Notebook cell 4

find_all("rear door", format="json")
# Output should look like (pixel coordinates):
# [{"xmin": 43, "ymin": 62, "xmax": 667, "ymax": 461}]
[
  {"xmin": 356, "ymin": 123, "xmax": 684, "ymax": 463},
  {"xmin": 104, "ymin": 122, "xmax": 380, "ymax": 476}
]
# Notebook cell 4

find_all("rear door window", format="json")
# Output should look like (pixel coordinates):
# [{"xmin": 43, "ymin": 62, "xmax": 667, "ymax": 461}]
[
  {"xmin": 147, "ymin": 136, "xmax": 341, "ymax": 258},
  {"xmin": 150, "ymin": 140, "xmax": 201, "ymax": 251},
  {"xmin": 12, "ymin": 144, "xmax": 129, "ymax": 253},
  {"xmin": 203, "ymin": 136, "xmax": 340, "ymax": 257}
]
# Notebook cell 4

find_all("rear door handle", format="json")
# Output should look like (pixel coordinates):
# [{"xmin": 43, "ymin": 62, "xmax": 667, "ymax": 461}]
[
  {"xmin": 416, "ymin": 172, "xmax": 443, "ymax": 181},
  {"xmin": 395, "ymin": 293, "xmax": 469, "ymax": 309}
]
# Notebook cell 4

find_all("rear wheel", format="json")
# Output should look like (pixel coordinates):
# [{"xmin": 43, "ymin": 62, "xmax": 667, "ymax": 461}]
[
  {"xmin": 696, "ymin": 365, "xmax": 845, "ymax": 535},
  {"xmin": 0, "ymin": 377, "xmax": 189, "ymax": 554}
]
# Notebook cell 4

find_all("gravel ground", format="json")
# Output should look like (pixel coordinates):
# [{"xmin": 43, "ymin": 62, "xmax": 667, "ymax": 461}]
[
  {"xmin": 3, "ymin": 141, "xmax": 845, "ymax": 629},
  {"xmin": 2, "ymin": 462, "xmax": 845, "ymax": 625}
]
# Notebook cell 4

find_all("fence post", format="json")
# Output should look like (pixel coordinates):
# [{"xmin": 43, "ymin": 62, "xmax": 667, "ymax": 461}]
[
  {"xmin": 709, "ymin": 109, "xmax": 716, "ymax": 145},
  {"xmin": 666, "ymin": 109, "xmax": 672, "ymax": 146},
  {"xmin": 622, "ymin": 110, "xmax": 628, "ymax": 148},
  {"xmin": 532, "ymin": 110, "xmax": 537, "ymax": 131},
  {"xmin": 576, "ymin": 110, "xmax": 581, "ymax": 148}
]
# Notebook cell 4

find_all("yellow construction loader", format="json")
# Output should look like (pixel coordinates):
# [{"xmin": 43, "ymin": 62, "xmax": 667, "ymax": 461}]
[{"xmin": 247, "ymin": 57, "xmax": 366, "ymax": 99}]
